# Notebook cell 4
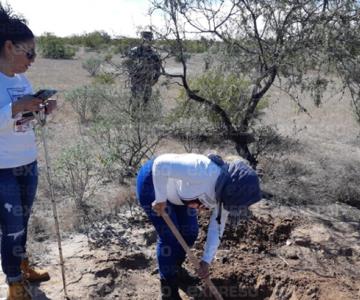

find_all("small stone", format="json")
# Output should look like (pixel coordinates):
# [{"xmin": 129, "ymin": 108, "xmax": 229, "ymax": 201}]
[
  {"xmin": 294, "ymin": 237, "xmax": 311, "ymax": 247},
  {"xmin": 151, "ymin": 267, "xmax": 159, "ymax": 275},
  {"xmin": 221, "ymin": 257, "xmax": 229, "ymax": 264},
  {"xmin": 306, "ymin": 286, "xmax": 319, "ymax": 296},
  {"xmin": 339, "ymin": 247, "xmax": 353, "ymax": 257},
  {"xmin": 143, "ymin": 229, "xmax": 157, "ymax": 246}
]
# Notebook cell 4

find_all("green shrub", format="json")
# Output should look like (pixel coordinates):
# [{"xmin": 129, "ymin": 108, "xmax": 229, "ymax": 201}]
[
  {"xmin": 113, "ymin": 38, "xmax": 140, "ymax": 54},
  {"xmin": 170, "ymin": 70, "xmax": 269, "ymax": 151},
  {"xmin": 93, "ymin": 73, "xmax": 115, "ymax": 85},
  {"xmin": 104, "ymin": 53, "xmax": 113, "ymax": 62},
  {"xmin": 82, "ymin": 57, "xmax": 103, "ymax": 77},
  {"xmin": 183, "ymin": 39, "xmax": 209, "ymax": 53},
  {"xmin": 63, "ymin": 34, "xmax": 85, "ymax": 45},
  {"xmin": 64, "ymin": 85, "xmax": 105, "ymax": 123},
  {"xmin": 88, "ymin": 89, "xmax": 164, "ymax": 182},
  {"xmin": 256, "ymin": 97, "xmax": 270, "ymax": 111},
  {"xmin": 177, "ymin": 71, "xmax": 253, "ymax": 127},
  {"xmin": 55, "ymin": 142, "xmax": 98, "ymax": 203},
  {"xmin": 37, "ymin": 33, "xmax": 76, "ymax": 59},
  {"xmin": 54, "ymin": 142, "xmax": 100, "ymax": 233},
  {"xmin": 83, "ymin": 31, "xmax": 111, "ymax": 50},
  {"xmin": 155, "ymin": 38, "xmax": 211, "ymax": 54},
  {"xmin": 175, "ymin": 52, "xmax": 191, "ymax": 62}
]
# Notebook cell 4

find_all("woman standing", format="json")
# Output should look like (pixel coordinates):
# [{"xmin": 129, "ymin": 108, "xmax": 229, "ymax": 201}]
[
  {"xmin": 0, "ymin": 3, "xmax": 56, "ymax": 299},
  {"xmin": 136, "ymin": 153, "xmax": 261, "ymax": 299}
]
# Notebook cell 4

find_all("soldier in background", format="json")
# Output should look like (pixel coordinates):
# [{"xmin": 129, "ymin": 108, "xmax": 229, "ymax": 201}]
[{"xmin": 125, "ymin": 31, "xmax": 161, "ymax": 105}]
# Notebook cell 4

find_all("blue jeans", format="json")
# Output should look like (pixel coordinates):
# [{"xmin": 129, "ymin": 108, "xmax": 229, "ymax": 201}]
[
  {"xmin": 136, "ymin": 159, "xmax": 199, "ymax": 280},
  {"xmin": 0, "ymin": 161, "xmax": 38, "ymax": 283}
]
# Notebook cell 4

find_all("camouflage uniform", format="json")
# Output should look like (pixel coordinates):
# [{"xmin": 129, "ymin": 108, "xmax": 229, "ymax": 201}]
[{"xmin": 126, "ymin": 32, "xmax": 161, "ymax": 105}]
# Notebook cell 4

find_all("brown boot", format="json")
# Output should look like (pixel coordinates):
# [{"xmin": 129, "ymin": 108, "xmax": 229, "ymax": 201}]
[
  {"xmin": 21, "ymin": 259, "xmax": 50, "ymax": 283},
  {"xmin": 7, "ymin": 281, "xmax": 32, "ymax": 300}
]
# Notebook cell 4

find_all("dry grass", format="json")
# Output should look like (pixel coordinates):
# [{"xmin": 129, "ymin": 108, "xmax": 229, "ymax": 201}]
[{"xmin": 25, "ymin": 49, "xmax": 360, "ymax": 247}]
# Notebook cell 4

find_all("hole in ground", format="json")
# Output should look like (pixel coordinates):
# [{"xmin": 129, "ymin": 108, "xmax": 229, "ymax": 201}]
[
  {"xmin": 115, "ymin": 252, "xmax": 151, "ymax": 270},
  {"xmin": 180, "ymin": 273, "xmax": 276, "ymax": 300}
]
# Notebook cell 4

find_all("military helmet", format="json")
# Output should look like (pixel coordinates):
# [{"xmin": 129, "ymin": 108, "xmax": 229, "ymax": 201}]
[{"xmin": 141, "ymin": 31, "xmax": 153, "ymax": 41}]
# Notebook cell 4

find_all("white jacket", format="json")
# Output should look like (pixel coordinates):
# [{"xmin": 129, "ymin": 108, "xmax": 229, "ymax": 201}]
[{"xmin": 152, "ymin": 153, "xmax": 230, "ymax": 263}]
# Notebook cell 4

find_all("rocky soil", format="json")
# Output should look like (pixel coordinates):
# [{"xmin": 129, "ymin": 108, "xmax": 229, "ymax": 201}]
[{"xmin": 1, "ymin": 199, "xmax": 359, "ymax": 300}]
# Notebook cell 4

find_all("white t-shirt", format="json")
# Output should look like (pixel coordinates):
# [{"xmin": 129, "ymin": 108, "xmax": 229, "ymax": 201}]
[
  {"xmin": 152, "ymin": 153, "xmax": 230, "ymax": 264},
  {"xmin": 0, "ymin": 72, "xmax": 37, "ymax": 168}
]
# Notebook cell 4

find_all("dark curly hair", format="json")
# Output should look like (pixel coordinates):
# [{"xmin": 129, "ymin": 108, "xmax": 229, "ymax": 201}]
[{"xmin": 0, "ymin": 2, "xmax": 34, "ymax": 50}]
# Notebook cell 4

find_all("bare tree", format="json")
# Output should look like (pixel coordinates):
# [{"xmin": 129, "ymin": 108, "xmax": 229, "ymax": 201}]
[
  {"xmin": 88, "ymin": 88, "xmax": 165, "ymax": 182},
  {"xmin": 150, "ymin": 0, "xmax": 360, "ymax": 166}
]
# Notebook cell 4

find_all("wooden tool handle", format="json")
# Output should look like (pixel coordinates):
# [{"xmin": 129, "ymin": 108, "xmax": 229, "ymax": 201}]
[{"xmin": 161, "ymin": 211, "xmax": 224, "ymax": 300}]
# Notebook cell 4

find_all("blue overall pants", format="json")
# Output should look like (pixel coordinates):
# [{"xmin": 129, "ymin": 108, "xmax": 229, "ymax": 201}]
[
  {"xmin": 136, "ymin": 159, "xmax": 199, "ymax": 280},
  {"xmin": 0, "ymin": 161, "xmax": 38, "ymax": 283}
]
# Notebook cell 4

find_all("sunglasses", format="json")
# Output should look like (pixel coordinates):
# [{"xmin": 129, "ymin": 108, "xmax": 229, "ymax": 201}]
[{"xmin": 14, "ymin": 44, "xmax": 37, "ymax": 60}]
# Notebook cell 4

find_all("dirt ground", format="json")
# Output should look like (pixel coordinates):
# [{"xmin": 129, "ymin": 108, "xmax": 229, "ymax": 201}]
[
  {"xmin": 0, "ymin": 51, "xmax": 359, "ymax": 300},
  {"xmin": 1, "ymin": 202, "xmax": 358, "ymax": 300}
]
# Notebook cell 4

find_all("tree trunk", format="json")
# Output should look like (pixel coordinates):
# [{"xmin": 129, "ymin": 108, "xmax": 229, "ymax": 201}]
[{"xmin": 234, "ymin": 137, "xmax": 257, "ymax": 168}]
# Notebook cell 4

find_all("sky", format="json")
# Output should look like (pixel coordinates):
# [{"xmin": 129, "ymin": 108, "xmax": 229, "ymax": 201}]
[{"xmin": 8, "ymin": 0, "xmax": 158, "ymax": 38}]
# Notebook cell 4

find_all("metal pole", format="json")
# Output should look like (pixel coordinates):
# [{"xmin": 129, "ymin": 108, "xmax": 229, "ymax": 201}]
[
  {"xmin": 161, "ymin": 211, "xmax": 224, "ymax": 300},
  {"xmin": 39, "ymin": 123, "xmax": 69, "ymax": 299}
]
